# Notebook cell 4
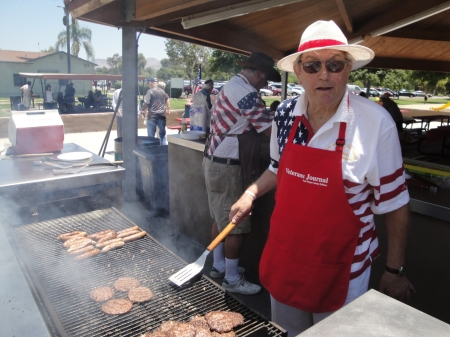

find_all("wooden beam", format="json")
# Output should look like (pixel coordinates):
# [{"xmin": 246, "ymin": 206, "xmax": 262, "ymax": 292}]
[
  {"xmin": 335, "ymin": 0, "xmax": 353, "ymax": 33},
  {"xmin": 347, "ymin": 0, "xmax": 449, "ymax": 40},
  {"xmin": 150, "ymin": 22, "xmax": 285, "ymax": 60},
  {"xmin": 384, "ymin": 28, "xmax": 450, "ymax": 42},
  {"xmin": 135, "ymin": 0, "xmax": 215, "ymax": 21},
  {"xmin": 366, "ymin": 57, "xmax": 450, "ymax": 73},
  {"xmin": 144, "ymin": 28, "xmax": 249, "ymax": 56},
  {"xmin": 68, "ymin": 0, "xmax": 116, "ymax": 19}
]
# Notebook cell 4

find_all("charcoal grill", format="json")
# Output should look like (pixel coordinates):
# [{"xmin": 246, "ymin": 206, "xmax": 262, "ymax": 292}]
[{"xmin": 10, "ymin": 208, "xmax": 286, "ymax": 337}]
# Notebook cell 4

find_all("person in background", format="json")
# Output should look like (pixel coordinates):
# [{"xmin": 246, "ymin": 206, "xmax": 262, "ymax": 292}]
[
  {"xmin": 269, "ymin": 100, "xmax": 280, "ymax": 115},
  {"xmin": 230, "ymin": 20, "xmax": 414, "ymax": 335},
  {"xmin": 200, "ymin": 79, "xmax": 214, "ymax": 110},
  {"xmin": 141, "ymin": 78, "xmax": 170, "ymax": 145},
  {"xmin": 379, "ymin": 92, "xmax": 403, "ymax": 131},
  {"xmin": 20, "ymin": 81, "xmax": 32, "ymax": 109},
  {"xmin": 45, "ymin": 84, "xmax": 54, "ymax": 103},
  {"xmin": 85, "ymin": 90, "xmax": 95, "ymax": 108},
  {"xmin": 112, "ymin": 84, "xmax": 140, "ymax": 138},
  {"xmin": 43, "ymin": 84, "xmax": 56, "ymax": 109},
  {"xmin": 204, "ymin": 52, "xmax": 281, "ymax": 295},
  {"xmin": 94, "ymin": 89, "xmax": 103, "ymax": 109}
]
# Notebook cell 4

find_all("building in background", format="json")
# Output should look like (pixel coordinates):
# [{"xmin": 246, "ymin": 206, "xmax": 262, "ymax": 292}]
[{"xmin": 0, "ymin": 50, "xmax": 96, "ymax": 97}]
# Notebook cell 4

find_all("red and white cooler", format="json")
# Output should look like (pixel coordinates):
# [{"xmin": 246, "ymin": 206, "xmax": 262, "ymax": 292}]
[{"xmin": 8, "ymin": 110, "xmax": 64, "ymax": 154}]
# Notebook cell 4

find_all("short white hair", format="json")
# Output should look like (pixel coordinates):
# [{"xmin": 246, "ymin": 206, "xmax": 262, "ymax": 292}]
[{"xmin": 157, "ymin": 81, "xmax": 166, "ymax": 89}]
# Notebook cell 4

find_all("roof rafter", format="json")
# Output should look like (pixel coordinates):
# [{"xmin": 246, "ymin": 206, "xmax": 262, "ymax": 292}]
[
  {"xmin": 348, "ymin": 0, "xmax": 450, "ymax": 40},
  {"xmin": 67, "ymin": 0, "xmax": 116, "ymax": 19},
  {"xmin": 335, "ymin": 0, "xmax": 353, "ymax": 33},
  {"xmin": 135, "ymin": 0, "xmax": 215, "ymax": 21},
  {"xmin": 367, "ymin": 57, "xmax": 450, "ymax": 73},
  {"xmin": 150, "ymin": 22, "xmax": 285, "ymax": 60}
]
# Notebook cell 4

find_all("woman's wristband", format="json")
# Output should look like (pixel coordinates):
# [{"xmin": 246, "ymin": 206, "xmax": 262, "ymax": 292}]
[{"xmin": 244, "ymin": 190, "xmax": 256, "ymax": 200}]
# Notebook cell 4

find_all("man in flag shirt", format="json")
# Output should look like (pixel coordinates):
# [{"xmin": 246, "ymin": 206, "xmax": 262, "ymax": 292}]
[
  {"xmin": 230, "ymin": 21, "xmax": 415, "ymax": 335},
  {"xmin": 203, "ymin": 52, "xmax": 281, "ymax": 295}
]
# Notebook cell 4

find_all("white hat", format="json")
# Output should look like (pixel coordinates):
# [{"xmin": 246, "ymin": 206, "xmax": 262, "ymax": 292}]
[{"xmin": 277, "ymin": 20, "xmax": 374, "ymax": 73}]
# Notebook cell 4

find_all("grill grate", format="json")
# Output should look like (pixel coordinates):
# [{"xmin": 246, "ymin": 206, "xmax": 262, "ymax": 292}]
[{"xmin": 12, "ymin": 208, "xmax": 286, "ymax": 337}]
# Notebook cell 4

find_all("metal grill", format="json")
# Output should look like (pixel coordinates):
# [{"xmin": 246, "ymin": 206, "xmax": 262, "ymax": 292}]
[{"xmin": 12, "ymin": 208, "xmax": 286, "ymax": 337}]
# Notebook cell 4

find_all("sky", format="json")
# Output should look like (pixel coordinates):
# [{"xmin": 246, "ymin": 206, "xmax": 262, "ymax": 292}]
[{"xmin": 0, "ymin": 0, "xmax": 168, "ymax": 61}]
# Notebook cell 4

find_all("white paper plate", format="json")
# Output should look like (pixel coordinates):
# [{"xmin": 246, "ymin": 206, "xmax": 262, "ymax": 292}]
[
  {"xmin": 180, "ymin": 131, "xmax": 205, "ymax": 140},
  {"xmin": 57, "ymin": 152, "xmax": 93, "ymax": 161}
]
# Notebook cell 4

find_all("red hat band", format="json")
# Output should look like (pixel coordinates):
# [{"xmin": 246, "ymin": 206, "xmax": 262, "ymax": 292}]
[{"xmin": 298, "ymin": 39, "xmax": 346, "ymax": 53}]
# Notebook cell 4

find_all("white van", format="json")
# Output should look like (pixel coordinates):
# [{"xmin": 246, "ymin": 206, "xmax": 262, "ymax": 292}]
[{"xmin": 347, "ymin": 84, "xmax": 362, "ymax": 94}]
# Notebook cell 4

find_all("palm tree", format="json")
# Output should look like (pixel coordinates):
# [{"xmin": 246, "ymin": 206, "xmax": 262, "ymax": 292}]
[{"xmin": 55, "ymin": 17, "xmax": 95, "ymax": 61}]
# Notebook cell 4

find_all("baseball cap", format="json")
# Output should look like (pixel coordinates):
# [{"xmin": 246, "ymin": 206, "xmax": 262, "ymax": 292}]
[{"xmin": 147, "ymin": 77, "xmax": 157, "ymax": 83}]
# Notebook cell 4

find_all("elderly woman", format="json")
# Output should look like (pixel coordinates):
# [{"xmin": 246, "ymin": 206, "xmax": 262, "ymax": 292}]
[{"xmin": 230, "ymin": 20, "xmax": 415, "ymax": 335}]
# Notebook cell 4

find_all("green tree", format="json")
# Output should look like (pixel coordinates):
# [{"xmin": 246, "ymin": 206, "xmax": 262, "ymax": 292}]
[
  {"xmin": 41, "ymin": 46, "xmax": 57, "ymax": 53},
  {"xmin": 95, "ymin": 66, "xmax": 111, "ymax": 74},
  {"xmin": 209, "ymin": 50, "xmax": 246, "ymax": 78},
  {"xmin": 55, "ymin": 17, "xmax": 94, "ymax": 61},
  {"xmin": 138, "ymin": 53, "xmax": 147, "ymax": 75},
  {"xmin": 107, "ymin": 53, "xmax": 122, "ymax": 75},
  {"xmin": 410, "ymin": 71, "xmax": 449, "ymax": 93},
  {"xmin": 156, "ymin": 58, "xmax": 188, "ymax": 81},
  {"xmin": 165, "ymin": 40, "xmax": 212, "ymax": 80}
]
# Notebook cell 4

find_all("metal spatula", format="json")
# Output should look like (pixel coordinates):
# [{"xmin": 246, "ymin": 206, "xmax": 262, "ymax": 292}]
[{"xmin": 169, "ymin": 222, "xmax": 236, "ymax": 286}]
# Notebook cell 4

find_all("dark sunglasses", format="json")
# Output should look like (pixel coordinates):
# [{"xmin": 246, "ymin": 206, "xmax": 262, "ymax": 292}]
[{"xmin": 299, "ymin": 60, "xmax": 349, "ymax": 74}]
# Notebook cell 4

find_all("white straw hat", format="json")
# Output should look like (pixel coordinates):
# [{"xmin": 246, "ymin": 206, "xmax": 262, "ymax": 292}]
[{"xmin": 277, "ymin": 20, "xmax": 374, "ymax": 73}]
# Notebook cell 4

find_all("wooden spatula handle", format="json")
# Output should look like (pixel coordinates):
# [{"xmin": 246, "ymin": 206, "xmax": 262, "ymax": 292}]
[{"xmin": 207, "ymin": 222, "xmax": 236, "ymax": 251}]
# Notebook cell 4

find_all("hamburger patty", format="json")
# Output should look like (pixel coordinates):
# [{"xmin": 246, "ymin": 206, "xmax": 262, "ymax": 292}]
[
  {"xmin": 89, "ymin": 287, "xmax": 114, "ymax": 302},
  {"xmin": 188, "ymin": 316, "xmax": 210, "ymax": 330},
  {"xmin": 128, "ymin": 286, "xmax": 154, "ymax": 302},
  {"xmin": 114, "ymin": 277, "xmax": 140, "ymax": 291},
  {"xmin": 167, "ymin": 323, "xmax": 196, "ymax": 337},
  {"xmin": 192, "ymin": 327, "xmax": 213, "ymax": 337},
  {"xmin": 143, "ymin": 332, "xmax": 168, "ymax": 337},
  {"xmin": 101, "ymin": 298, "xmax": 133, "ymax": 315},
  {"xmin": 205, "ymin": 311, "xmax": 244, "ymax": 333},
  {"xmin": 159, "ymin": 321, "xmax": 181, "ymax": 332},
  {"xmin": 212, "ymin": 332, "xmax": 236, "ymax": 337}
]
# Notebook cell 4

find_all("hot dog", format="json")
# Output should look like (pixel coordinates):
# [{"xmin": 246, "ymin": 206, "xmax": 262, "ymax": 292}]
[
  {"xmin": 63, "ymin": 236, "xmax": 90, "ymax": 248},
  {"xmin": 101, "ymin": 241, "xmax": 125, "ymax": 253},
  {"xmin": 74, "ymin": 248, "xmax": 100, "ymax": 260},
  {"xmin": 88, "ymin": 230, "xmax": 115, "ymax": 240},
  {"xmin": 67, "ymin": 239, "xmax": 94, "ymax": 252},
  {"xmin": 117, "ymin": 229, "xmax": 139, "ymax": 238},
  {"xmin": 96, "ymin": 232, "xmax": 117, "ymax": 244},
  {"xmin": 96, "ymin": 238, "xmax": 124, "ymax": 248},
  {"xmin": 117, "ymin": 226, "xmax": 139, "ymax": 235},
  {"xmin": 69, "ymin": 245, "xmax": 95, "ymax": 255},
  {"xmin": 57, "ymin": 231, "xmax": 87, "ymax": 241},
  {"xmin": 122, "ymin": 231, "xmax": 147, "ymax": 242}
]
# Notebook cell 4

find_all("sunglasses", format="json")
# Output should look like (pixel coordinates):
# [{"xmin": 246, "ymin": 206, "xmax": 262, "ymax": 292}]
[{"xmin": 299, "ymin": 60, "xmax": 349, "ymax": 74}]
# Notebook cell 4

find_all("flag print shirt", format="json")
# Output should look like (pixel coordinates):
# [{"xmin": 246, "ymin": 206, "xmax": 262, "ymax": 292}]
[
  {"xmin": 208, "ymin": 74, "xmax": 272, "ymax": 159},
  {"xmin": 269, "ymin": 91, "xmax": 409, "ymax": 279}
]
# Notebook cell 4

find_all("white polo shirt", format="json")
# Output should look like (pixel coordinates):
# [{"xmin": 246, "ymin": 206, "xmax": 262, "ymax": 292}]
[{"xmin": 269, "ymin": 91, "xmax": 409, "ymax": 279}]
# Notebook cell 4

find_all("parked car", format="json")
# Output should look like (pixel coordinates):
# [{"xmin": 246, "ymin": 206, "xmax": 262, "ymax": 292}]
[
  {"xmin": 265, "ymin": 83, "xmax": 292, "ymax": 96},
  {"xmin": 259, "ymin": 88, "xmax": 273, "ymax": 96},
  {"xmin": 347, "ymin": 84, "xmax": 362, "ymax": 95},
  {"xmin": 362, "ymin": 88, "xmax": 380, "ymax": 97},
  {"xmin": 413, "ymin": 90, "xmax": 431, "ymax": 97},
  {"xmin": 183, "ymin": 80, "xmax": 192, "ymax": 95},
  {"xmin": 291, "ymin": 85, "xmax": 305, "ymax": 96},
  {"xmin": 398, "ymin": 89, "xmax": 415, "ymax": 97}
]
